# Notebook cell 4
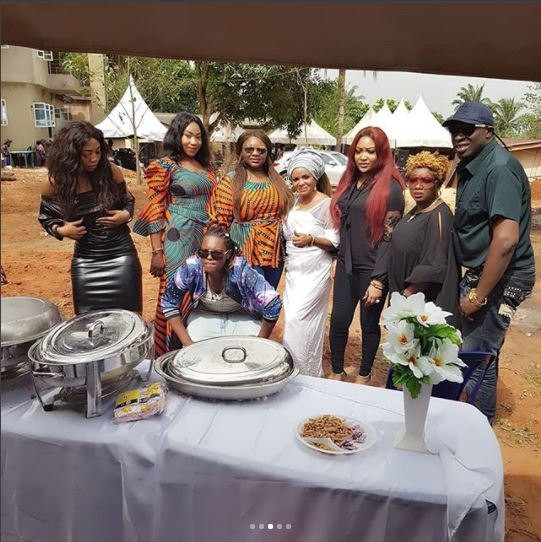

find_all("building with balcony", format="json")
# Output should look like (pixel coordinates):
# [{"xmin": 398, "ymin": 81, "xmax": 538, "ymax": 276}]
[{"xmin": 1, "ymin": 45, "xmax": 92, "ymax": 151}]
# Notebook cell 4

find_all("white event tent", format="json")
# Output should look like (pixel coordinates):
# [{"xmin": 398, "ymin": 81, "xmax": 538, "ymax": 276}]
[
  {"xmin": 211, "ymin": 121, "xmax": 244, "ymax": 143},
  {"xmin": 268, "ymin": 120, "xmax": 336, "ymax": 146},
  {"xmin": 96, "ymin": 76, "xmax": 167, "ymax": 142},
  {"xmin": 343, "ymin": 106, "xmax": 376, "ymax": 144},
  {"xmin": 393, "ymin": 96, "xmax": 452, "ymax": 149},
  {"xmin": 344, "ymin": 104, "xmax": 397, "ymax": 147}
]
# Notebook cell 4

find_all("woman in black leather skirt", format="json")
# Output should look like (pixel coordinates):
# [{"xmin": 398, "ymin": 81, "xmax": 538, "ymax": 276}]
[{"xmin": 38, "ymin": 121, "xmax": 142, "ymax": 314}]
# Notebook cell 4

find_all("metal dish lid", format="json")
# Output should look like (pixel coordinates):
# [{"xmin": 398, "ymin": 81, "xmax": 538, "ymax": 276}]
[
  {"xmin": 33, "ymin": 309, "xmax": 148, "ymax": 365},
  {"xmin": 1, "ymin": 297, "xmax": 63, "ymax": 347},
  {"xmin": 167, "ymin": 336, "xmax": 293, "ymax": 386}
]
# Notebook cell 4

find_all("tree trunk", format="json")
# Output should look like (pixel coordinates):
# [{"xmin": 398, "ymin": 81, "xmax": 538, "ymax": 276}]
[
  {"xmin": 335, "ymin": 68, "xmax": 346, "ymax": 151},
  {"xmin": 195, "ymin": 60, "xmax": 211, "ymax": 133}
]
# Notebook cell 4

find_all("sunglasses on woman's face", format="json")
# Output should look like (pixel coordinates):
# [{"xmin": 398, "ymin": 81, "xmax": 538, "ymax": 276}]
[
  {"xmin": 406, "ymin": 175, "xmax": 436, "ymax": 186},
  {"xmin": 242, "ymin": 146, "xmax": 267, "ymax": 155},
  {"xmin": 197, "ymin": 249, "xmax": 229, "ymax": 260}
]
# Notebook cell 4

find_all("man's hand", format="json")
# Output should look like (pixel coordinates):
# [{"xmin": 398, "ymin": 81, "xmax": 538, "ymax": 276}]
[{"xmin": 459, "ymin": 295, "xmax": 481, "ymax": 321}]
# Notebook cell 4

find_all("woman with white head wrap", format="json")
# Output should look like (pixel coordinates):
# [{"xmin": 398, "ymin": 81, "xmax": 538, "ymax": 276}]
[{"xmin": 282, "ymin": 149, "xmax": 339, "ymax": 377}]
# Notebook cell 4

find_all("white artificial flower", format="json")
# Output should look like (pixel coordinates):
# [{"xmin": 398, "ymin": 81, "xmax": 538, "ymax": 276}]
[
  {"xmin": 415, "ymin": 301, "xmax": 453, "ymax": 327},
  {"xmin": 387, "ymin": 320, "xmax": 418, "ymax": 353},
  {"xmin": 428, "ymin": 340, "xmax": 465, "ymax": 384},
  {"xmin": 382, "ymin": 342, "xmax": 409, "ymax": 367},
  {"xmin": 384, "ymin": 343, "xmax": 433, "ymax": 379},
  {"xmin": 381, "ymin": 292, "xmax": 426, "ymax": 326}
]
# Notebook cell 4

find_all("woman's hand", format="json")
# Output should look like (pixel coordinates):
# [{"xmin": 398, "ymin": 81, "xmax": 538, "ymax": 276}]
[
  {"xmin": 150, "ymin": 251, "xmax": 165, "ymax": 277},
  {"xmin": 96, "ymin": 209, "xmax": 130, "ymax": 228},
  {"xmin": 362, "ymin": 284, "xmax": 382, "ymax": 307},
  {"xmin": 292, "ymin": 231, "xmax": 313, "ymax": 248},
  {"xmin": 57, "ymin": 218, "xmax": 87, "ymax": 240}
]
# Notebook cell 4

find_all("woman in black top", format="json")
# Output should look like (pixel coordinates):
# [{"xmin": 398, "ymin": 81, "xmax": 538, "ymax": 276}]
[
  {"xmin": 38, "ymin": 121, "xmax": 142, "ymax": 314},
  {"xmin": 388, "ymin": 151, "xmax": 459, "ymax": 325},
  {"xmin": 329, "ymin": 127, "xmax": 405, "ymax": 383}
]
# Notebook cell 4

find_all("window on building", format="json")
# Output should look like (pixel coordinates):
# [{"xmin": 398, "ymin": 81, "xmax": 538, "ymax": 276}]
[
  {"xmin": 36, "ymin": 50, "xmax": 53, "ymax": 61},
  {"xmin": 32, "ymin": 102, "xmax": 55, "ymax": 128},
  {"xmin": 1, "ymin": 99, "xmax": 7, "ymax": 126},
  {"xmin": 55, "ymin": 106, "xmax": 70, "ymax": 124}
]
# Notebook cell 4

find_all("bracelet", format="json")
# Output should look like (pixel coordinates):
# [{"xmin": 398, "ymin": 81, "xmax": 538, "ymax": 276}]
[
  {"xmin": 468, "ymin": 288, "xmax": 487, "ymax": 307},
  {"xmin": 370, "ymin": 280, "xmax": 384, "ymax": 291},
  {"xmin": 152, "ymin": 247, "xmax": 164, "ymax": 255},
  {"xmin": 308, "ymin": 234, "xmax": 315, "ymax": 246}
]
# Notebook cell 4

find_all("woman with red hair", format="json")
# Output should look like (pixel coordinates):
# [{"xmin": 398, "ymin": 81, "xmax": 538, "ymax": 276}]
[{"xmin": 328, "ymin": 127, "xmax": 404, "ymax": 383}]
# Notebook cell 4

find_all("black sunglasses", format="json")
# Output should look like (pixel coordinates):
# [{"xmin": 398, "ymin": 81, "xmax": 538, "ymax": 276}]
[
  {"xmin": 197, "ymin": 248, "xmax": 230, "ymax": 260},
  {"xmin": 447, "ymin": 123, "xmax": 490, "ymax": 137}
]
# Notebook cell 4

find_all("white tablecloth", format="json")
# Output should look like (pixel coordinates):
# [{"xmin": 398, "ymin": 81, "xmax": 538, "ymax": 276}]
[{"xmin": 1, "ymin": 362, "xmax": 504, "ymax": 542}]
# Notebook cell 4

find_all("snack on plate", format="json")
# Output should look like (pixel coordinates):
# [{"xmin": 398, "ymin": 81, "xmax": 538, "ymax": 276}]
[
  {"xmin": 300, "ymin": 415, "xmax": 367, "ymax": 450},
  {"xmin": 113, "ymin": 382, "xmax": 167, "ymax": 423}
]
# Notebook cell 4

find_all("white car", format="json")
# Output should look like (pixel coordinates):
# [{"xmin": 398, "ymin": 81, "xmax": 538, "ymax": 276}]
[{"xmin": 273, "ymin": 149, "xmax": 347, "ymax": 187}]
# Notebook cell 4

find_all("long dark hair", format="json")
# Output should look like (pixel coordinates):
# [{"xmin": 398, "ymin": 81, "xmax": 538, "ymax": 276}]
[
  {"xmin": 46, "ymin": 121, "xmax": 115, "ymax": 216},
  {"xmin": 232, "ymin": 130, "xmax": 293, "ymax": 219},
  {"xmin": 163, "ymin": 112, "xmax": 211, "ymax": 167},
  {"xmin": 202, "ymin": 225, "xmax": 240, "ymax": 272},
  {"xmin": 330, "ymin": 126, "xmax": 404, "ymax": 245}
]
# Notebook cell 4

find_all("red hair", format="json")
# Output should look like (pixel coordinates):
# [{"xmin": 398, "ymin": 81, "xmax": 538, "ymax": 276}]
[{"xmin": 330, "ymin": 126, "xmax": 404, "ymax": 245}]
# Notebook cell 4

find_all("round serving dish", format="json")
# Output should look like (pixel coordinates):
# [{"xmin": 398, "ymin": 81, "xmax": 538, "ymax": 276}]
[
  {"xmin": 28, "ymin": 309, "xmax": 154, "ymax": 417},
  {"xmin": 1, "ymin": 297, "xmax": 63, "ymax": 376},
  {"xmin": 155, "ymin": 336, "xmax": 298, "ymax": 400}
]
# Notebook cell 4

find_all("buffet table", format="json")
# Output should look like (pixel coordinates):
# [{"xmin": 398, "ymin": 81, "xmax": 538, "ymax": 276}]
[{"xmin": 1, "ymin": 362, "xmax": 504, "ymax": 542}]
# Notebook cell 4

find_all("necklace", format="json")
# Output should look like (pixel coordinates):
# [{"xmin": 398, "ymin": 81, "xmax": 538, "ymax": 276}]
[{"xmin": 407, "ymin": 198, "xmax": 444, "ymax": 222}]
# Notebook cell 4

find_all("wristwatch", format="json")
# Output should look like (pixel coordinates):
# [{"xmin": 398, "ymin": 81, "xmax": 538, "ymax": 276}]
[{"xmin": 468, "ymin": 288, "xmax": 487, "ymax": 307}]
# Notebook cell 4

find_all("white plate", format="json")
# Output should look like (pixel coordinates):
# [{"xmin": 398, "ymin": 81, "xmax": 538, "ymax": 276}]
[{"xmin": 296, "ymin": 415, "xmax": 377, "ymax": 455}]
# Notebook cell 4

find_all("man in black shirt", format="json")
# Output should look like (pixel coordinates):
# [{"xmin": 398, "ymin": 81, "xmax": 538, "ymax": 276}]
[{"xmin": 443, "ymin": 102, "xmax": 536, "ymax": 423}]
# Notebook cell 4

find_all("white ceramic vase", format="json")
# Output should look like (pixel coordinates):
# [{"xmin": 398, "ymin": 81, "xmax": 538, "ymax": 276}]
[{"xmin": 394, "ymin": 382, "xmax": 433, "ymax": 453}]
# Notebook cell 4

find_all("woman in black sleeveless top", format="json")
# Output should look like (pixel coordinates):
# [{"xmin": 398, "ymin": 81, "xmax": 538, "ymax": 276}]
[{"xmin": 38, "ymin": 121, "xmax": 142, "ymax": 314}]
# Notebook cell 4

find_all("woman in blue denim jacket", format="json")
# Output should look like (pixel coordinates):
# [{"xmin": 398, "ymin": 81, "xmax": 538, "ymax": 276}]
[{"xmin": 161, "ymin": 226, "xmax": 282, "ymax": 346}]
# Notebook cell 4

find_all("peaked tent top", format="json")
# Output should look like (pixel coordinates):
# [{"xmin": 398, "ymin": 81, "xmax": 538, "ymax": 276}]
[
  {"xmin": 393, "ymin": 95, "xmax": 452, "ymax": 148},
  {"xmin": 268, "ymin": 120, "xmax": 336, "ymax": 146},
  {"xmin": 344, "ymin": 106, "xmax": 376, "ymax": 144},
  {"xmin": 96, "ymin": 76, "xmax": 167, "ymax": 142}
]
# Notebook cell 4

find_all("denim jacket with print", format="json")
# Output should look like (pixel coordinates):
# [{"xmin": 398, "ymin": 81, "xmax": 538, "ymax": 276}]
[{"xmin": 161, "ymin": 255, "xmax": 282, "ymax": 322}]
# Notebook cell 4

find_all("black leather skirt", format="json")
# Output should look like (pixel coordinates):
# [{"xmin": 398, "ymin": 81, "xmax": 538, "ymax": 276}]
[{"xmin": 71, "ymin": 252, "xmax": 142, "ymax": 314}]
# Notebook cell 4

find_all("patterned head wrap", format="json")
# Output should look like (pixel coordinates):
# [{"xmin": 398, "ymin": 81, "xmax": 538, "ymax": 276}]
[{"xmin": 286, "ymin": 149, "xmax": 326, "ymax": 181}]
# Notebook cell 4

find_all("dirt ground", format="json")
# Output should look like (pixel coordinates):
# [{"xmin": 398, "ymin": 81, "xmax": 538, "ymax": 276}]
[{"xmin": 2, "ymin": 168, "xmax": 541, "ymax": 541}]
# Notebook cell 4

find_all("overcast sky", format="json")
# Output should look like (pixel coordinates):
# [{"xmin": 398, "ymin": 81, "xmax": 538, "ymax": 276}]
[{"xmin": 324, "ymin": 69, "xmax": 535, "ymax": 117}]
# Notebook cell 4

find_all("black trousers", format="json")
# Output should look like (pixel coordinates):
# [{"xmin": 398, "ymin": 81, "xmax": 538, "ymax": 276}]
[{"xmin": 329, "ymin": 260, "xmax": 386, "ymax": 377}]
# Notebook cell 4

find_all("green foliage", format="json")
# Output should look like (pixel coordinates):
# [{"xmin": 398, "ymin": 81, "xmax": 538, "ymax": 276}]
[
  {"xmin": 520, "ymin": 83, "xmax": 541, "ymax": 138},
  {"xmin": 314, "ymin": 80, "xmax": 368, "ymax": 137},
  {"xmin": 432, "ymin": 111, "xmax": 445, "ymax": 124},
  {"xmin": 373, "ymin": 98, "xmax": 412, "ymax": 113},
  {"xmin": 60, "ymin": 52, "xmax": 91, "ymax": 95},
  {"xmin": 452, "ymin": 83, "xmax": 492, "ymax": 110},
  {"xmin": 491, "ymin": 97, "xmax": 525, "ymax": 137},
  {"xmin": 391, "ymin": 364, "xmax": 430, "ymax": 398},
  {"xmin": 198, "ymin": 64, "xmax": 326, "ymax": 137},
  {"xmin": 104, "ymin": 56, "xmax": 198, "ymax": 114}
]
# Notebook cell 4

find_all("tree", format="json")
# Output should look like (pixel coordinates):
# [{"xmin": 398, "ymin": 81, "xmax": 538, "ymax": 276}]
[
  {"xmin": 452, "ymin": 83, "xmax": 491, "ymax": 110},
  {"xmin": 432, "ymin": 111, "xmax": 445, "ymax": 124},
  {"xmin": 373, "ymin": 98, "xmax": 412, "ymax": 113},
  {"xmin": 335, "ymin": 69, "xmax": 346, "ymax": 150},
  {"xmin": 492, "ymin": 97, "xmax": 524, "ymax": 136},
  {"xmin": 192, "ymin": 62, "xmax": 326, "ymax": 137},
  {"xmin": 61, "ymin": 53, "xmax": 198, "ymax": 114},
  {"xmin": 520, "ymin": 83, "xmax": 541, "ymax": 138},
  {"xmin": 314, "ymin": 82, "xmax": 367, "ymax": 137}
]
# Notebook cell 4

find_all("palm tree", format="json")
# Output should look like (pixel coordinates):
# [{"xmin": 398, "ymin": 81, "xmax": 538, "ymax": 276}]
[
  {"xmin": 492, "ymin": 97, "xmax": 525, "ymax": 136},
  {"xmin": 452, "ymin": 84, "xmax": 491, "ymax": 110}
]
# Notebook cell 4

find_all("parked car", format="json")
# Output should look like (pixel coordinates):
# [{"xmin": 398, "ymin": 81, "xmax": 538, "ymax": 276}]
[{"xmin": 273, "ymin": 149, "xmax": 347, "ymax": 187}]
